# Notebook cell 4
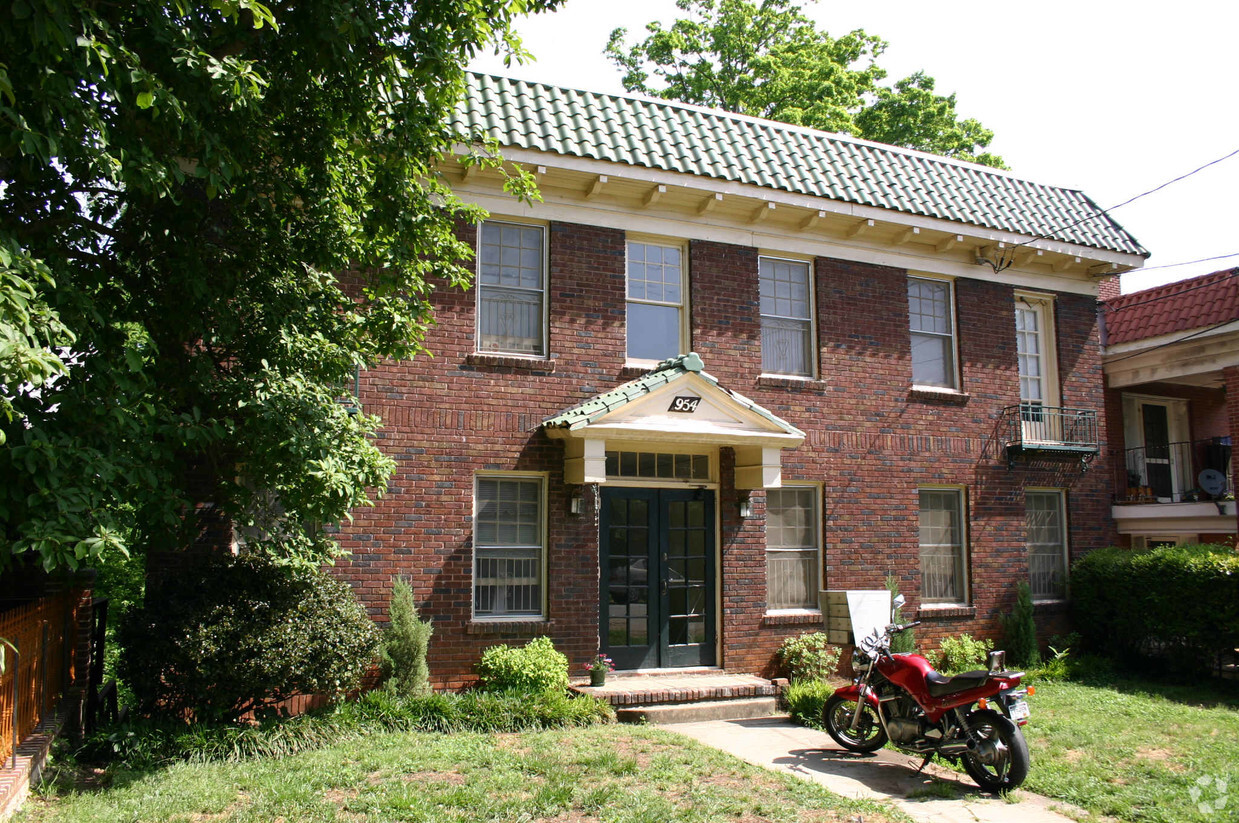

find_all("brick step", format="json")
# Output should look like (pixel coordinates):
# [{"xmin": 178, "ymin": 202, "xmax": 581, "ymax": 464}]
[{"xmin": 616, "ymin": 697, "xmax": 781, "ymax": 725}]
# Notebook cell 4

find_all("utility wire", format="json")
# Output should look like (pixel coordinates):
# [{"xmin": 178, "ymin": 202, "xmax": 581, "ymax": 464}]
[
  {"xmin": 1125, "ymin": 252, "xmax": 1239, "ymax": 274},
  {"xmin": 984, "ymin": 147, "xmax": 1239, "ymax": 273},
  {"xmin": 1100, "ymin": 269, "xmax": 1238, "ymax": 312},
  {"xmin": 1105, "ymin": 318, "xmax": 1237, "ymax": 364}
]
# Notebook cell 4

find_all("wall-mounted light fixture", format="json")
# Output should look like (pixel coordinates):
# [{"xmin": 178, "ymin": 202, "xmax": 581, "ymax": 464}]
[
  {"xmin": 738, "ymin": 495, "xmax": 753, "ymax": 518},
  {"xmin": 570, "ymin": 495, "xmax": 585, "ymax": 515}
]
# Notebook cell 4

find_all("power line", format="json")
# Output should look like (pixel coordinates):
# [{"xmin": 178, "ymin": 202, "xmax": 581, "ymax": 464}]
[
  {"xmin": 1105, "ymin": 318, "xmax": 1237, "ymax": 364},
  {"xmin": 1126, "ymin": 253, "xmax": 1239, "ymax": 274},
  {"xmin": 984, "ymin": 146, "xmax": 1239, "ymax": 273},
  {"xmin": 1101, "ymin": 269, "xmax": 1237, "ymax": 312}
]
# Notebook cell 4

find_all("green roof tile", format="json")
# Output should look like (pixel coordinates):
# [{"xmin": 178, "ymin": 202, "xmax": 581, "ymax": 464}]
[{"xmin": 457, "ymin": 73, "xmax": 1146, "ymax": 257}]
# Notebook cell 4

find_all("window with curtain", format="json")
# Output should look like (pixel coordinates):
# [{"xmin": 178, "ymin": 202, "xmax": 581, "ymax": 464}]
[
  {"xmin": 627, "ymin": 241, "xmax": 685, "ymax": 361},
  {"xmin": 478, "ymin": 221, "xmax": 545, "ymax": 356},
  {"xmin": 1026, "ymin": 490, "xmax": 1067, "ymax": 600},
  {"xmin": 760, "ymin": 257, "xmax": 813, "ymax": 376},
  {"xmin": 919, "ymin": 488, "xmax": 967, "ymax": 603},
  {"xmin": 474, "ymin": 476, "xmax": 544, "ymax": 618},
  {"xmin": 766, "ymin": 486, "xmax": 820, "ymax": 610}
]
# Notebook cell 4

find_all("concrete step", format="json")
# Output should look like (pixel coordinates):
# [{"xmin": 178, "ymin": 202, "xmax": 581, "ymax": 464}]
[{"xmin": 616, "ymin": 697, "xmax": 782, "ymax": 725}]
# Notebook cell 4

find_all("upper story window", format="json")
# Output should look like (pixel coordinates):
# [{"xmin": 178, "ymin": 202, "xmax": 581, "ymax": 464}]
[
  {"xmin": 908, "ymin": 276, "xmax": 957, "ymax": 389},
  {"xmin": 627, "ymin": 241, "xmax": 685, "ymax": 362},
  {"xmin": 766, "ymin": 485, "xmax": 821, "ymax": 611},
  {"xmin": 474, "ymin": 474, "xmax": 545, "ymax": 619},
  {"xmin": 760, "ymin": 256, "xmax": 814, "ymax": 377},
  {"xmin": 918, "ymin": 487, "xmax": 968, "ymax": 605},
  {"xmin": 478, "ymin": 221, "xmax": 546, "ymax": 356}
]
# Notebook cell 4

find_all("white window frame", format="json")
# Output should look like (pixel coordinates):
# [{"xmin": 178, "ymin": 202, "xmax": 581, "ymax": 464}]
[
  {"xmin": 1025, "ymin": 489, "xmax": 1068, "ymax": 602},
  {"xmin": 625, "ymin": 237, "xmax": 689, "ymax": 365},
  {"xmin": 472, "ymin": 472, "xmax": 547, "ymax": 620},
  {"xmin": 765, "ymin": 483, "xmax": 823, "ymax": 613},
  {"xmin": 759, "ymin": 255, "xmax": 816, "ymax": 378},
  {"xmin": 918, "ymin": 487, "xmax": 969, "ymax": 606},
  {"xmin": 1131, "ymin": 534, "xmax": 1197, "ymax": 549},
  {"xmin": 476, "ymin": 219, "xmax": 548, "ymax": 357},
  {"xmin": 908, "ymin": 275, "xmax": 959, "ymax": 391}
]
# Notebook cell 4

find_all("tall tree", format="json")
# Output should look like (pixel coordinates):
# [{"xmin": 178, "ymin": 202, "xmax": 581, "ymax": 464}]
[
  {"xmin": 606, "ymin": 0, "xmax": 1004, "ymax": 168},
  {"xmin": 0, "ymin": 0, "xmax": 558, "ymax": 574}
]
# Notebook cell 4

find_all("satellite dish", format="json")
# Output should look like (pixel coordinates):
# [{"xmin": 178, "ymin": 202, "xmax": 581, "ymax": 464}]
[{"xmin": 1199, "ymin": 469, "xmax": 1227, "ymax": 497}]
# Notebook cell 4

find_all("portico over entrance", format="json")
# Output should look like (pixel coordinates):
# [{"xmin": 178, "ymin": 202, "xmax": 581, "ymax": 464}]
[{"xmin": 542, "ymin": 352, "xmax": 805, "ymax": 489}]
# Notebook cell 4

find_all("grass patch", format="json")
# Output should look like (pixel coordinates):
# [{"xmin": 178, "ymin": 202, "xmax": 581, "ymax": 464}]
[
  {"xmin": 1022, "ymin": 673, "xmax": 1239, "ymax": 822},
  {"xmin": 23, "ymin": 725, "xmax": 908, "ymax": 823}
]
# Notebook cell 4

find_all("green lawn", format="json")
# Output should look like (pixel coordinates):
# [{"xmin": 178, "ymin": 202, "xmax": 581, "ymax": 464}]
[
  {"xmin": 1022, "ymin": 674, "xmax": 1239, "ymax": 822},
  {"xmin": 22, "ymin": 725, "xmax": 907, "ymax": 823}
]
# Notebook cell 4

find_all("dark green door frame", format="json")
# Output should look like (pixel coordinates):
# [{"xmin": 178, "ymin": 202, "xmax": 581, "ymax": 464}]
[{"xmin": 600, "ymin": 487, "xmax": 716, "ymax": 670}]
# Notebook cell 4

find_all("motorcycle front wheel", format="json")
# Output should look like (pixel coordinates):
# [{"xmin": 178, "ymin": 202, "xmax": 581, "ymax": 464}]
[
  {"xmin": 822, "ymin": 694, "xmax": 889, "ymax": 753},
  {"xmin": 961, "ymin": 708, "xmax": 1030, "ymax": 793}
]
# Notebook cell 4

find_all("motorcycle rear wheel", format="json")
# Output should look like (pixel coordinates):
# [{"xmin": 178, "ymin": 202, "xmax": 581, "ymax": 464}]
[
  {"xmin": 961, "ymin": 708, "xmax": 1030, "ymax": 793},
  {"xmin": 823, "ymin": 694, "xmax": 889, "ymax": 753}
]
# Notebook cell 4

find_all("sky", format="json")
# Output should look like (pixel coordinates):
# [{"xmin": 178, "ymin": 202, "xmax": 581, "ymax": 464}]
[{"xmin": 470, "ymin": 0, "xmax": 1239, "ymax": 294}]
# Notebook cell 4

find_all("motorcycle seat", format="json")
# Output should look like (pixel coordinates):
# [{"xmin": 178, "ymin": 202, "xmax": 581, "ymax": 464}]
[{"xmin": 925, "ymin": 669, "xmax": 990, "ymax": 698}]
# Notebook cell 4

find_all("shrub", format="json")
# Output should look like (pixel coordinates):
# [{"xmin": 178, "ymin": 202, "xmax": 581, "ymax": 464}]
[
  {"xmin": 932, "ymin": 633, "xmax": 993, "ymax": 675},
  {"xmin": 379, "ymin": 578, "xmax": 433, "ymax": 697},
  {"xmin": 885, "ymin": 575, "xmax": 916, "ymax": 653},
  {"xmin": 1072, "ymin": 543, "xmax": 1239, "ymax": 673},
  {"xmin": 1000, "ymin": 581, "xmax": 1040, "ymax": 667},
  {"xmin": 776, "ymin": 632, "xmax": 841, "ymax": 682},
  {"xmin": 476, "ymin": 636, "xmax": 569, "ymax": 694},
  {"xmin": 782, "ymin": 680, "xmax": 833, "ymax": 729},
  {"xmin": 118, "ymin": 552, "xmax": 380, "ymax": 722}
]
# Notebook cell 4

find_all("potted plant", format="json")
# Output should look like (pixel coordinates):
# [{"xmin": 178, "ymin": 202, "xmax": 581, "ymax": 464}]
[{"xmin": 585, "ymin": 652, "xmax": 614, "ymax": 686}]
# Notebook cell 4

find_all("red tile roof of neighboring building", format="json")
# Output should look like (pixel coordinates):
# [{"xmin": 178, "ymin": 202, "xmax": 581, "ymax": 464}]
[{"xmin": 1102, "ymin": 268, "xmax": 1239, "ymax": 346}]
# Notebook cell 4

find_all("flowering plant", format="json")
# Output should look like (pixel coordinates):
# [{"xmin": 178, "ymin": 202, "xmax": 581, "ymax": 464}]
[{"xmin": 584, "ymin": 652, "xmax": 614, "ymax": 672}]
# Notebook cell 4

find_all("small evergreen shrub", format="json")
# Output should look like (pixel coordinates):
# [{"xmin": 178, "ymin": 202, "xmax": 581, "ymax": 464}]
[
  {"xmin": 776, "ymin": 632, "xmax": 841, "ymax": 682},
  {"xmin": 782, "ymin": 680, "xmax": 833, "ymax": 729},
  {"xmin": 1000, "ymin": 581, "xmax": 1040, "ymax": 667},
  {"xmin": 1072, "ymin": 543, "xmax": 1239, "ymax": 673},
  {"xmin": 885, "ymin": 575, "xmax": 916, "ymax": 653},
  {"xmin": 932, "ymin": 633, "xmax": 994, "ymax": 675},
  {"xmin": 476, "ymin": 636, "xmax": 569, "ymax": 694},
  {"xmin": 379, "ymin": 578, "xmax": 433, "ymax": 697},
  {"xmin": 118, "ymin": 552, "xmax": 380, "ymax": 722}
]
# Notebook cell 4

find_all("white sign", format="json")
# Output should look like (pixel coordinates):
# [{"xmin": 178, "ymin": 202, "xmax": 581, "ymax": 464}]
[{"xmin": 846, "ymin": 590, "xmax": 892, "ymax": 646}]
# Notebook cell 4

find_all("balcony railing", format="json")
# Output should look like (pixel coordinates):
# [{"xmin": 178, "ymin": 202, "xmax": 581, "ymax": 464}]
[
  {"xmin": 1001, "ymin": 404, "xmax": 1100, "ymax": 469},
  {"xmin": 1115, "ymin": 437, "xmax": 1233, "ymax": 504}
]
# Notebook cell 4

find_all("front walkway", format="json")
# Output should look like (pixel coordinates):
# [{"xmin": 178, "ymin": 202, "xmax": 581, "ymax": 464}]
[{"xmin": 673, "ymin": 716, "xmax": 1083, "ymax": 823}]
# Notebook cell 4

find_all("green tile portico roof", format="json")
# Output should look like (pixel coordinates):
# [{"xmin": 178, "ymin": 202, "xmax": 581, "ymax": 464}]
[
  {"xmin": 542, "ymin": 352, "xmax": 803, "ymax": 438},
  {"xmin": 457, "ymin": 73, "xmax": 1147, "ymax": 258}
]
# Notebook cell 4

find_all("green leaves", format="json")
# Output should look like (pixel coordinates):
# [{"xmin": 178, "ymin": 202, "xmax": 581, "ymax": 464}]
[
  {"xmin": 1, "ymin": 0, "xmax": 560, "ymax": 574},
  {"xmin": 606, "ymin": 0, "xmax": 1004, "ymax": 167}
]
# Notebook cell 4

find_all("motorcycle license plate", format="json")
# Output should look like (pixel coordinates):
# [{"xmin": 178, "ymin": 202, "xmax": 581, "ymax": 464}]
[{"xmin": 1009, "ymin": 699, "xmax": 1030, "ymax": 722}]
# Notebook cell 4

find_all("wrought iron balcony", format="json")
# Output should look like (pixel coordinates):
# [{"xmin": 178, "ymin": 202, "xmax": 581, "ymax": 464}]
[
  {"xmin": 1115, "ymin": 437, "xmax": 1233, "ymax": 504},
  {"xmin": 1000, "ymin": 404, "xmax": 1099, "ymax": 469}
]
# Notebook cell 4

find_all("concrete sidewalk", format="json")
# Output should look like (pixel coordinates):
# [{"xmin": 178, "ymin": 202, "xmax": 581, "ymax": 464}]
[{"xmin": 672, "ymin": 716, "xmax": 1081, "ymax": 823}]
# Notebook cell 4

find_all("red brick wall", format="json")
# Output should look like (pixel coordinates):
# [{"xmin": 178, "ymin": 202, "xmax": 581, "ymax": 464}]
[{"xmin": 332, "ymin": 221, "xmax": 1117, "ymax": 685}]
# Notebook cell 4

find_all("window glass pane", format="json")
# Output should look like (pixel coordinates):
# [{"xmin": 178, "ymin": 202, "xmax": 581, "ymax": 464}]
[
  {"xmin": 627, "ymin": 242, "xmax": 684, "ymax": 360},
  {"xmin": 760, "ymin": 258, "xmax": 812, "ymax": 376},
  {"xmin": 908, "ymin": 278, "xmax": 955, "ymax": 388},
  {"xmin": 475, "ymin": 477, "xmax": 543, "ymax": 617},
  {"xmin": 628, "ymin": 303, "xmax": 682, "ymax": 361},
  {"xmin": 1026, "ymin": 491, "xmax": 1066, "ymax": 599},
  {"xmin": 766, "ymin": 487, "xmax": 819, "ymax": 609},
  {"xmin": 478, "ymin": 222, "xmax": 544, "ymax": 355},
  {"xmin": 919, "ymin": 489, "xmax": 965, "ymax": 603},
  {"xmin": 605, "ymin": 451, "xmax": 709, "ymax": 480}
]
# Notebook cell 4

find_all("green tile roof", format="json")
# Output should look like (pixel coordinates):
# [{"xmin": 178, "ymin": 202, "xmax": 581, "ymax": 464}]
[
  {"xmin": 458, "ymin": 73, "xmax": 1147, "ymax": 258},
  {"xmin": 543, "ymin": 352, "xmax": 802, "ymax": 437}
]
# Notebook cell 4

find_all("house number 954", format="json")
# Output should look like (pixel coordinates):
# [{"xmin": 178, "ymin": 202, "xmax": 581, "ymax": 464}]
[{"xmin": 668, "ymin": 396, "xmax": 701, "ymax": 413}]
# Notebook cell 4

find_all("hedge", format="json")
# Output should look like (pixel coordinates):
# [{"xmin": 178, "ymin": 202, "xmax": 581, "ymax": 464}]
[{"xmin": 1071, "ymin": 544, "xmax": 1239, "ymax": 673}]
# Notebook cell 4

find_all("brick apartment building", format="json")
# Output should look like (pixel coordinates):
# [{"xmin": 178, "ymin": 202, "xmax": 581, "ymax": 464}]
[{"xmin": 331, "ymin": 74, "xmax": 1149, "ymax": 688}]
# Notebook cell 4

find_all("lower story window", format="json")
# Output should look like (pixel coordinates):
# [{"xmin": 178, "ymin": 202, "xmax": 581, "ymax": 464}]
[
  {"xmin": 919, "ymin": 488, "xmax": 967, "ymax": 604},
  {"xmin": 766, "ymin": 486, "xmax": 820, "ymax": 610},
  {"xmin": 1026, "ymin": 490, "xmax": 1067, "ymax": 599},
  {"xmin": 474, "ymin": 475, "xmax": 544, "ymax": 618}
]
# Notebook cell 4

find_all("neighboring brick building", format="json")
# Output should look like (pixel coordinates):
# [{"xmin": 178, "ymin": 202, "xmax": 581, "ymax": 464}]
[
  {"xmin": 331, "ymin": 74, "xmax": 1149, "ymax": 688},
  {"xmin": 1101, "ymin": 268, "xmax": 1238, "ymax": 547}
]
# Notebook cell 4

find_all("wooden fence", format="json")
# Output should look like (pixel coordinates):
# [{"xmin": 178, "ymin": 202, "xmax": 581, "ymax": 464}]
[{"xmin": 0, "ymin": 592, "xmax": 79, "ymax": 767}]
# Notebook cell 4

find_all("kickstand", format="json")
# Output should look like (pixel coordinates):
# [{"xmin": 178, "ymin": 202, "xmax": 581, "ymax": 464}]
[{"xmin": 915, "ymin": 754, "xmax": 934, "ymax": 774}]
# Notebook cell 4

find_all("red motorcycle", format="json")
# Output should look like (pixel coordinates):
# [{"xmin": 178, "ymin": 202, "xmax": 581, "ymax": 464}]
[{"xmin": 822, "ymin": 600, "xmax": 1033, "ymax": 792}]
